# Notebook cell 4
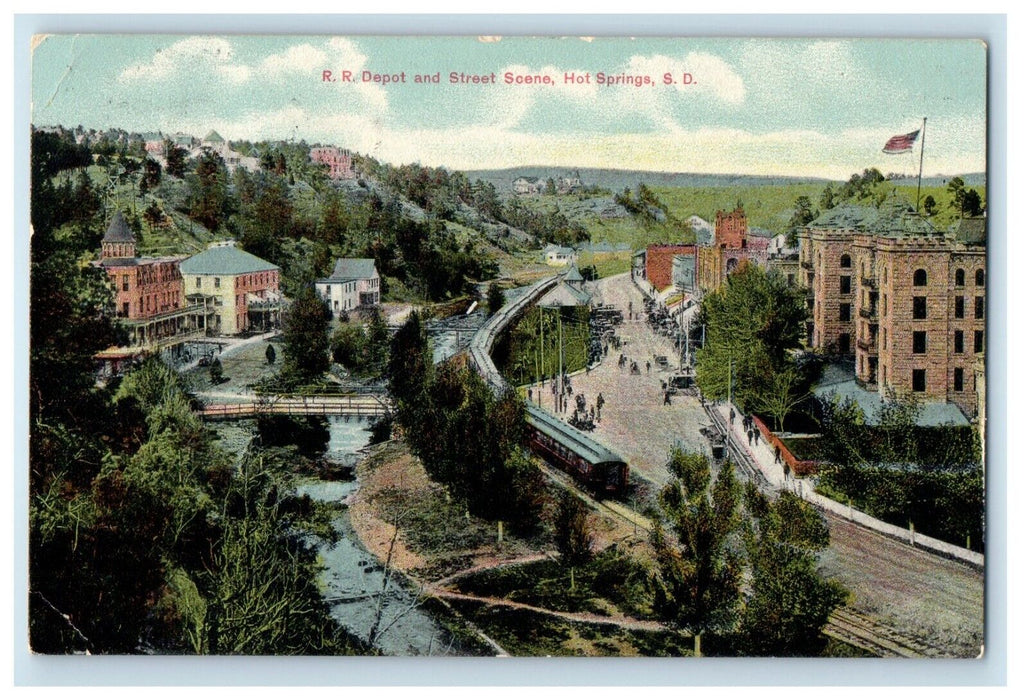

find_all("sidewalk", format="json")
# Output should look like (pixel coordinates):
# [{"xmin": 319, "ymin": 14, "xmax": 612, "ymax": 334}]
[
  {"xmin": 713, "ymin": 401, "xmax": 983, "ymax": 568},
  {"xmin": 713, "ymin": 402, "xmax": 789, "ymax": 490}
]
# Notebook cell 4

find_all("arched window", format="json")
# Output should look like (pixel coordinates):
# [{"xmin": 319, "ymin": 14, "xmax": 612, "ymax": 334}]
[
  {"xmin": 975, "ymin": 268, "xmax": 985, "ymax": 286},
  {"xmin": 840, "ymin": 254, "xmax": 851, "ymax": 268},
  {"xmin": 955, "ymin": 268, "xmax": 965, "ymax": 287},
  {"xmin": 913, "ymin": 269, "xmax": 927, "ymax": 286}
]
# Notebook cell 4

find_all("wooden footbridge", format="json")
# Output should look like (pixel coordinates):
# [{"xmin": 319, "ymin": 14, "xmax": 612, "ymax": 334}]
[{"xmin": 199, "ymin": 393, "xmax": 391, "ymax": 420}]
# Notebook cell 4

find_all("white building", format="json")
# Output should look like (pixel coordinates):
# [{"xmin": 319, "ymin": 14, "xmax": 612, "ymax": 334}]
[
  {"xmin": 544, "ymin": 246, "xmax": 577, "ymax": 266},
  {"xmin": 316, "ymin": 258, "xmax": 381, "ymax": 316}
]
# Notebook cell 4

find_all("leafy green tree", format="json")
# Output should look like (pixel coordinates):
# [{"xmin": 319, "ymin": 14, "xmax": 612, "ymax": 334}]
[
  {"xmin": 187, "ymin": 148, "xmax": 229, "ymax": 231},
  {"xmin": 331, "ymin": 322, "xmax": 368, "ymax": 371},
  {"xmin": 947, "ymin": 176, "xmax": 967, "ymax": 213},
  {"xmin": 922, "ymin": 194, "xmax": 937, "ymax": 216},
  {"xmin": 487, "ymin": 281, "xmax": 505, "ymax": 315},
  {"xmin": 164, "ymin": 139, "xmax": 188, "ymax": 178},
  {"xmin": 388, "ymin": 311, "xmax": 433, "ymax": 432},
  {"xmin": 651, "ymin": 448, "xmax": 743, "ymax": 656},
  {"xmin": 240, "ymin": 174, "xmax": 292, "ymax": 266},
  {"xmin": 280, "ymin": 286, "xmax": 332, "ymax": 385},
  {"xmin": 694, "ymin": 264, "xmax": 809, "ymax": 416},
  {"xmin": 739, "ymin": 489, "xmax": 848, "ymax": 655},
  {"xmin": 140, "ymin": 157, "xmax": 162, "ymax": 193},
  {"xmin": 819, "ymin": 184, "xmax": 836, "ymax": 211},
  {"xmin": 364, "ymin": 308, "xmax": 390, "ymax": 377},
  {"xmin": 788, "ymin": 196, "xmax": 818, "ymax": 229},
  {"xmin": 554, "ymin": 490, "xmax": 593, "ymax": 566},
  {"xmin": 961, "ymin": 189, "xmax": 984, "ymax": 217}
]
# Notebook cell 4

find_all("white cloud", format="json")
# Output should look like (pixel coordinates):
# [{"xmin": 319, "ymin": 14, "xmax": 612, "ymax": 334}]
[
  {"xmin": 259, "ymin": 44, "xmax": 328, "ymax": 77},
  {"xmin": 625, "ymin": 52, "xmax": 746, "ymax": 105},
  {"xmin": 118, "ymin": 37, "xmax": 240, "ymax": 83}
]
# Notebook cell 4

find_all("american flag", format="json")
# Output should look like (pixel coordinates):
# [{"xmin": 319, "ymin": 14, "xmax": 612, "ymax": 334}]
[{"xmin": 882, "ymin": 130, "xmax": 920, "ymax": 154}]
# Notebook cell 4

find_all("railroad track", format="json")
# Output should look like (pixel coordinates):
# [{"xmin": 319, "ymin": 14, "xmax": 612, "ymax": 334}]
[
  {"xmin": 535, "ymin": 461, "xmax": 652, "ymax": 534},
  {"xmin": 825, "ymin": 608, "xmax": 952, "ymax": 658}
]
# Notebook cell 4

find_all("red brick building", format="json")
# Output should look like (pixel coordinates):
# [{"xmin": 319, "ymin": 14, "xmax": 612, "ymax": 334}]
[
  {"xmin": 799, "ymin": 201, "xmax": 985, "ymax": 417},
  {"xmin": 645, "ymin": 244, "xmax": 696, "ymax": 291},
  {"xmin": 94, "ymin": 212, "xmax": 205, "ymax": 347},
  {"xmin": 310, "ymin": 146, "xmax": 357, "ymax": 180},
  {"xmin": 697, "ymin": 206, "xmax": 770, "ymax": 292}
]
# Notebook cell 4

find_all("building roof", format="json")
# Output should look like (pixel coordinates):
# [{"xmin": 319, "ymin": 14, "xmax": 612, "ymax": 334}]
[
  {"xmin": 809, "ymin": 199, "xmax": 938, "ymax": 237},
  {"xmin": 814, "ymin": 363, "xmax": 969, "ymax": 427},
  {"xmin": 538, "ymin": 282, "xmax": 592, "ymax": 307},
  {"xmin": 748, "ymin": 226, "xmax": 775, "ymax": 238},
  {"xmin": 322, "ymin": 258, "xmax": 378, "ymax": 282},
  {"xmin": 203, "ymin": 130, "xmax": 225, "ymax": 144},
  {"xmin": 564, "ymin": 265, "xmax": 584, "ymax": 283},
  {"xmin": 949, "ymin": 216, "xmax": 987, "ymax": 245},
  {"xmin": 102, "ymin": 212, "xmax": 136, "ymax": 243},
  {"xmin": 180, "ymin": 244, "xmax": 279, "ymax": 276}
]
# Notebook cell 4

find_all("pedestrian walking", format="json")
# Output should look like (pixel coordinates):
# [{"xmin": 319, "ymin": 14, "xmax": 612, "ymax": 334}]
[
  {"xmin": 596, "ymin": 393, "xmax": 605, "ymax": 422},
  {"xmin": 528, "ymin": 388, "xmax": 533, "ymax": 402},
  {"xmin": 774, "ymin": 446, "xmax": 782, "ymax": 465},
  {"xmin": 646, "ymin": 361, "xmax": 651, "ymax": 373},
  {"xmin": 663, "ymin": 391, "xmax": 671, "ymax": 406},
  {"xmin": 729, "ymin": 407, "xmax": 735, "ymax": 426}
]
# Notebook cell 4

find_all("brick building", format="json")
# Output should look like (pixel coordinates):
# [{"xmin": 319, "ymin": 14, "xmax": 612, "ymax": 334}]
[
  {"xmin": 697, "ymin": 206, "xmax": 770, "ymax": 292},
  {"xmin": 645, "ymin": 244, "xmax": 696, "ymax": 291},
  {"xmin": 799, "ymin": 200, "xmax": 985, "ymax": 417},
  {"xmin": 310, "ymin": 146, "xmax": 357, "ymax": 180},
  {"xmin": 94, "ymin": 212, "xmax": 204, "ymax": 348},
  {"xmin": 180, "ymin": 242, "xmax": 282, "ymax": 335}
]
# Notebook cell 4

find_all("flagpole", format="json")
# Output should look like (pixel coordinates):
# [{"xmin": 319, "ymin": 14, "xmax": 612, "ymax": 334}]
[{"xmin": 916, "ymin": 116, "xmax": 927, "ymax": 212}]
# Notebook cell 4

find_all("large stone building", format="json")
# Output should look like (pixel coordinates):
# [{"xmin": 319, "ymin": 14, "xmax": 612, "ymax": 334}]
[
  {"xmin": 799, "ymin": 201, "xmax": 985, "ymax": 417},
  {"xmin": 310, "ymin": 146, "xmax": 357, "ymax": 180},
  {"xmin": 315, "ymin": 258, "xmax": 381, "ymax": 316},
  {"xmin": 697, "ymin": 207, "xmax": 770, "ymax": 292},
  {"xmin": 94, "ymin": 212, "xmax": 203, "ymax": 347},
  {"xmin": 179, "ymin": 242, "xmax": 282, "ymax": 336}
]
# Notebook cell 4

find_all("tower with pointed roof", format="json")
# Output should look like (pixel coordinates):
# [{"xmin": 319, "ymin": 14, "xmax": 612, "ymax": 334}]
[{"xmin": 101, "ymin": 211, "xmax": 137, "ymax": 260}]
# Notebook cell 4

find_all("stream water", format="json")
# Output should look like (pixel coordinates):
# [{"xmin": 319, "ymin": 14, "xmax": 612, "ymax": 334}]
[{"xmin": 215, "ymin": 415, "xmax": 470, "ymax": 656}]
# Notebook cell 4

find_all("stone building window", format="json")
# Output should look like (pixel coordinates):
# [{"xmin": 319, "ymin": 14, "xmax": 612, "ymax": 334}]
[
  {"xmin": 913, "ymin": 331, "xmax": 927, "ymax": 354},
  {"xmin": 840, "ymin": 254, "xmax": 851, "ymax": 268},
  {"xmin": 840, "ymin": 276, "xmax": 851, "ymax": 294},
  {"xmin": 975, "ymin": 330, "xmax": 984, "ymax": 354},
  {"xmin": 914, "ymin": 269, "xmax": 927, "ymax": 286},
  {"xmin": 955, "ymin": 268, "xmax": 965, "ymax": 287},
  {"xmin": 913, "ymin": 296, "xmax": 927, "ymax": 319},
  {"xmin": 912, "ymin": 369, "xmax": 926, "ymax": 392},
  {"xmin": 955, "ymin": 296, "xmax": 965, "ymax": 319},
  {"xmin": 954, "ymin": 367, "xmax": 964, "ymax": 392},
  {"xmin": 954, "ymin": 330, "xmax": 964, "ymax": 354},
  {"xmin": 975, "ymin": 268, "xmax": 985, "ymax": 286},
  {"xmin": 214, "ymin": 277, "xmax": 221, "ymax": 288},
  {"xmin": 975, "ymin": 296, "xmax": 984, "ymax": 319},
  {"xmin": 839, "ymin": 303, "xmax": 851, "ymax": 322},
  {"xmin": 839, "ymin": 333, "xmax": 850, "ymax": 354}
]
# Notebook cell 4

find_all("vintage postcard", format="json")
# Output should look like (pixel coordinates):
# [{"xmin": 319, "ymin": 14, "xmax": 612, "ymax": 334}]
[{"xmin": 27, "ymin": 34, "xmax": 987, "ymax": 660}]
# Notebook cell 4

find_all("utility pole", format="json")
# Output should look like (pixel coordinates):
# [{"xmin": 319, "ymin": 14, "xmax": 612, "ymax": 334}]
[
  {"xmin": 558, "ymin": 310, "xmax": 564, "ymax": 412},
  {"xmin": 538, "ymin": 306, "xmax": 543, "ymax": 406}
]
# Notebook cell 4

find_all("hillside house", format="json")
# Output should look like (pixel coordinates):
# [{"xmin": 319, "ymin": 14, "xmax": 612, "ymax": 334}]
[
  {"xmin": 316, "ymin": 258, "xmax": 381, "ymax": 315},
  {"xmin": 180, "ymin": 242, "xmax": 281, "ymax": 335}
]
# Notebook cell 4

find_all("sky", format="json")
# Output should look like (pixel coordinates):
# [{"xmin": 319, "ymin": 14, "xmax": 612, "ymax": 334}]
[{"xmin": 30, "ymin": 35, "xmax": 987, "ymax": 179}]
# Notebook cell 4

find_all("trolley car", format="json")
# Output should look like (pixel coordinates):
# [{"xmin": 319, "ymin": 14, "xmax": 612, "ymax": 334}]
[{"xmin": 525, "ymin": 403, "xmax": 629, "ymax": 494}]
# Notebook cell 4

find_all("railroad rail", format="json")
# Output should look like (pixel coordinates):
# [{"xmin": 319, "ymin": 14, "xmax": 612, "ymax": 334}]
[
  {"xmin": 824, "ymin": 608, "xmax": 953, "ymax": 658},
  {"xmin": 200, "ymin": 395, "xmax": 391, "ymax": 420}
]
